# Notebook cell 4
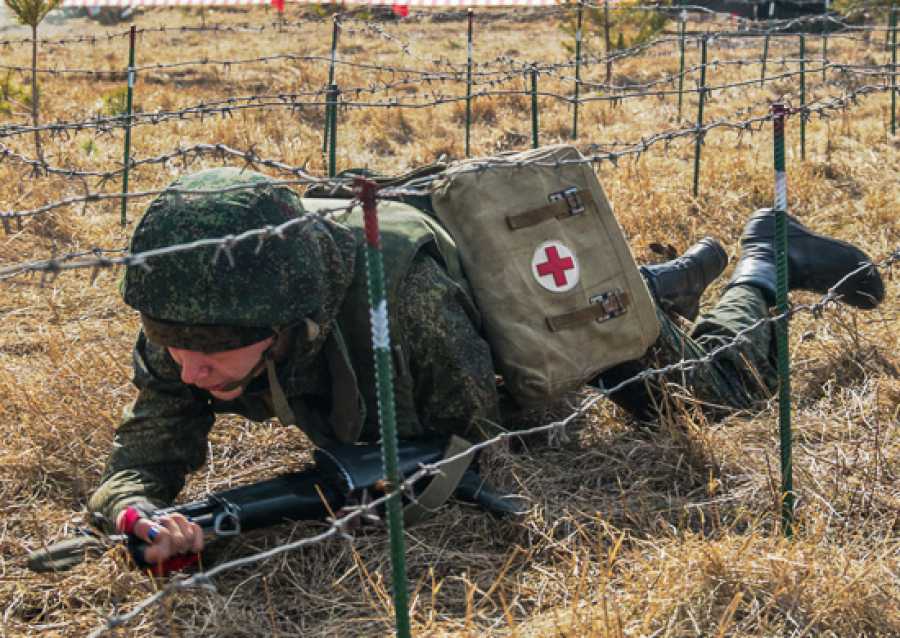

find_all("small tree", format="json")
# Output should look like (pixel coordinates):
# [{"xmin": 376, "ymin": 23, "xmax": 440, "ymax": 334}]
[{"xmin": 3, "ymin": 0, "xmax": 61, "ymax": 163}]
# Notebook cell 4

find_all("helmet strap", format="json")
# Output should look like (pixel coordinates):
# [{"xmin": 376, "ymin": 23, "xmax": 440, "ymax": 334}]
[
  {"xmin": 266, "ymin": 350, "xmax": 297, "ymax": 427},
  {"xmin": 211, "ymin": 325, "xmax": 307, "ymax": 428},
  {"xmin": 215, "ymin": 338, "xmax": 277, "ymax": 395}
]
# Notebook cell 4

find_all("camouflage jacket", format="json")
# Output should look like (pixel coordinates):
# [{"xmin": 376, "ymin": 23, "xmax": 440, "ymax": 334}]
[{"xmin": 89, "ymin": 203, "xmax": 500, "ymax": 523}]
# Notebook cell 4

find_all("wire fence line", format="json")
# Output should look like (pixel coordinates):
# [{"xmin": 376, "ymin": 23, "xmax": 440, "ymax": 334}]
[
  {"xmin": 0, "ymin": 7, "xmax": 895, "ymax": 198},
  {"xmin": 0, "ymin": 70, "xmax": 892, "ymax": 218},
  {"xmin": 0, "ymin": 29, "xmax": 886, "ymax": 83},
  {"xmin": 77, "ymin": 248, "xmax": 898, "ymax": 637}
]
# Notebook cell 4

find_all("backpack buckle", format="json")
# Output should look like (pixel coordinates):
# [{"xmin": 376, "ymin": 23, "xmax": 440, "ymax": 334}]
[
  {"xmin": 550, "ymin": 188, "xmax": 586, "ymax": 218},
  {"xmin": 589, "ymin": 289, "xmax": 628, "ymax": 323}
]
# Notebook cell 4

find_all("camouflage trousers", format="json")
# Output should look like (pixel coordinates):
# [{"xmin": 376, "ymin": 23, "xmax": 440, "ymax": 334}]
[{"xmin": 594, "ymin": 284, "xmax": 778, "ymax": 421}]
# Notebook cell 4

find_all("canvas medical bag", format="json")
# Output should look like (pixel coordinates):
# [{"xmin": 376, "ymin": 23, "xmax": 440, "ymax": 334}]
[{"xmin": 429, "ymin": 144, "xmax": 660, "ymax": 408}]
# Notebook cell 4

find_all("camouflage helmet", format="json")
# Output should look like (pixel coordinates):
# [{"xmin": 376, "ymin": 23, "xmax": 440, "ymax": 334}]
[{"xmin": 121, "ymin": 167, "xmax": 357, "ymax": 352}]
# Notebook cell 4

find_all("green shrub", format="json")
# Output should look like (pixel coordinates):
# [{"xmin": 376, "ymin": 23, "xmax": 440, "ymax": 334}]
[
  {"xmin": 81, "ymin": 138, "xmax": 98, "ymax": 155},
  {"xmin": 560, "ymin": 2, "xmax": 671, "ymax": 54},
  {"xmin": 21, "ymin": 81, "xmax": 41, "ymax": 109},
  {"xmin": 102, "ymin": 87, "xmax": 129, "ymax": 117},
  {"xmin": 0, "ymin": 71, "xmax": 24, "ymax": 115}
]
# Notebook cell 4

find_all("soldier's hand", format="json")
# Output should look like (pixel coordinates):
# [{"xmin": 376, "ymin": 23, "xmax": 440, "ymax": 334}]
[{"xmin": 116, "ymin": 507, "xmax": 204, "ymax": 567}]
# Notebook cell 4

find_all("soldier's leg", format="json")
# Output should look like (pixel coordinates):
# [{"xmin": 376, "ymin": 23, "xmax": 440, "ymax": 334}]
[
  {"xmin": 593, "ymin": 283, "xmax": 775, "ymax": 421},
  {"xmin": 596, "ymin": 208, "xmax": 885, "ymax": 422}
]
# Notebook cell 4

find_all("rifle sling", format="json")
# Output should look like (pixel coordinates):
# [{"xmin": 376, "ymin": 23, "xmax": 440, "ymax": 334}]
[{"xmin": 402, "ymin": 435, "xmax": 474, "ymax": 526}]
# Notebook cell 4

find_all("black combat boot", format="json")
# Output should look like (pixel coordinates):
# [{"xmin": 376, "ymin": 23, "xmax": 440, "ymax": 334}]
[
  {"xmin": 640, "ymin": 237, "xmax": 729, "ymax": 322},
  {"xmin": 727, "ymin": 209, "xmax": 884, "ymax": 310}
]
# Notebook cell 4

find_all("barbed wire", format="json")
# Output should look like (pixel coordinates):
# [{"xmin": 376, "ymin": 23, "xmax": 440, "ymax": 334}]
[
  {"xmin": 0, "ymin": 69, "xmax": 889, "ymax": 204},
  {"xmin": 0, "ymin": 40, "xmax": 889, "ymax": 152},
  {"xmin": 0, "ymin": 11, "xmax": 892, "ymax": 82},
  {"xmin": 78, "ymin": 248, "xmax": 899, "ymax": 637}
]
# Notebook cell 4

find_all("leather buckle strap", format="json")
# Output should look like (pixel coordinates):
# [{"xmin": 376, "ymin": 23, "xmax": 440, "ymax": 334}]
[
  {"xmin": 506, "ymin": 188, "xmax": 595, "ymax": 230},
  {"xmin": 545, "ymin": 290, "xmax": 632, "ymax": 332}
]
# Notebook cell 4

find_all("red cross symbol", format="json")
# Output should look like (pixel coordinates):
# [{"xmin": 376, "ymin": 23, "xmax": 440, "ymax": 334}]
[{"xmin": 536, "ymin": 245, "xmax": 575, "ymax": 287}]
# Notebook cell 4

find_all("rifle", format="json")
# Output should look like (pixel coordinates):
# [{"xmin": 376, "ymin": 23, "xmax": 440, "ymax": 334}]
[{"xmin": 27, "ymin": 437, "xmax": 523, "ymax": 574}]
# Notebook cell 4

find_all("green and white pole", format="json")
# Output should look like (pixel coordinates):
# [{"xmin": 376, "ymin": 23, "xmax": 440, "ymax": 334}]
[
  {"xmin": 356, "ymin": 178, "xmax": 411, "ymax": 638},
  {"xmin": 120, "ymin": 25, "xmax": 136, "ymax": 227},
  {"xmin": 771, "ymin": 102, "xmax": 794, "ymax": 538}
]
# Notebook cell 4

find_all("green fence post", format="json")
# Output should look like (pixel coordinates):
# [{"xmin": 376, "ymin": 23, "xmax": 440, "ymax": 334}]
[
  {"xmin": 886, "ymin": 7, "xmax": 893, "ymax": 53},
  {"xmin": 356, "ymin": 178, "xmax": 412, "ymax": 638},
  {"xmin": 771, "ymin": 102, "xmax": 794, "ymax": 538},
  {"xmin": 822, "ymin": 0, "xmax": 829, "ymax": 82},
  {"xmin": 327, "ymin": 84, "xmax": 338, "ymax": 178},
  {"xmin": 761, "ymin": 1, "xmax": 774, "ymax": 87},
  {"xmin": 323, "ymin": 12, "xmax": 340, "ymax": 173},
  {"xmin": 678, "ymin": 0, "xmax": 686, "ymax": 119},
  {"xmin": 800, "ymin": 29, "xmax": 806, "ymax": 160},
  {"xmin": 531, "ymin": 67, "xmax": 539, "ymax": 149},
  {"xmin": 120, "ymin": 25, "xmax": 136, "ymax": 227},
  {"xmin": 573, "ymin": 0, "xmax": 583, "ymax": 139},
  {"xmin": 604, "ymin": 0, "xmax": 611, "ymax": 82},
  {"xmin": 692, "ymin": 36, "xmax": 707, "ymax": 197},
  {"xmin": 465, "ymin": 9, "xmax": 474, "ymax": 157},
  {"xmin": 892, "ymin": 9, "xmax": 897, "ymax": 136}
]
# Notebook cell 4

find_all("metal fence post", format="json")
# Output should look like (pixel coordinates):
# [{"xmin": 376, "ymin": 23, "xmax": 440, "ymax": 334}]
[{"xmin": 120, "ymin": 26, "xmax": 136, "ymax": 227}]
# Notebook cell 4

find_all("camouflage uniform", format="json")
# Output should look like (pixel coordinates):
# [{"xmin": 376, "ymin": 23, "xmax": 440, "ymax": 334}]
[
  {"xmin": 90, "ymin": 169, "xmax": 499, "ymax": 523},
  {"xmin": 597, "ymin": 284, "xmax": 777, "ymax": 421},
  {"xmin": 90, "ymin": 167, "xmax": 777, "ymax": 523}
]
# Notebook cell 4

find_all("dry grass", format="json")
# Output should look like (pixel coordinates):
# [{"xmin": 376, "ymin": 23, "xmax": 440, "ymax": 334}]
[{"xmin": 2, "ymin": 6, "xmax": 900, "ymax": 637}]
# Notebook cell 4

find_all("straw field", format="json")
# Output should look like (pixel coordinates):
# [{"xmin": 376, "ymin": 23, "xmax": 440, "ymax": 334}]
[{"xmin": 1, "ymin": 4, "xmax": 900, "ymax": 636}]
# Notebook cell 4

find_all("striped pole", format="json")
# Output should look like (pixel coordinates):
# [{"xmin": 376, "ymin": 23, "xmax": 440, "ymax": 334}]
[
  {"xmin": 573, "ymin": 1, "xmax": 583, "ymax": 139},
  {"xmin": 771, "ymin": 102, "xmax": 794, "ymax": 538},
  {"xmin": 465, "ymin": 9, "xmax": 473, "ymax": 157},
  {"xmin": 120, "ymin": 25, "xmax": 136, "ymax": 227},
  {"xmin": 356, "ymin": 178, "xmax": 411, "ymax": 638}
]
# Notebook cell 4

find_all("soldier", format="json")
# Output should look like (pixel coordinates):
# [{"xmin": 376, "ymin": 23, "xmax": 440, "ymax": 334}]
[{"xmin": 90, "ymin": 167, "xmax": 883, "ymax": 567}]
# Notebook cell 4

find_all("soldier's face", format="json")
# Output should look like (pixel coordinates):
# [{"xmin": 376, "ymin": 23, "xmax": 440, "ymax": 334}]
[{"xmin": 168, "ymin": 338, "xmax": 275, "ymax": 401}]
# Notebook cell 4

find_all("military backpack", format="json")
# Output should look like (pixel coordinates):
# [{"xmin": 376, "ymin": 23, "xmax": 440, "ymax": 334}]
[{"xmin": 308, "ymin": 144, "xmax": 660, "ymax": 409}]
